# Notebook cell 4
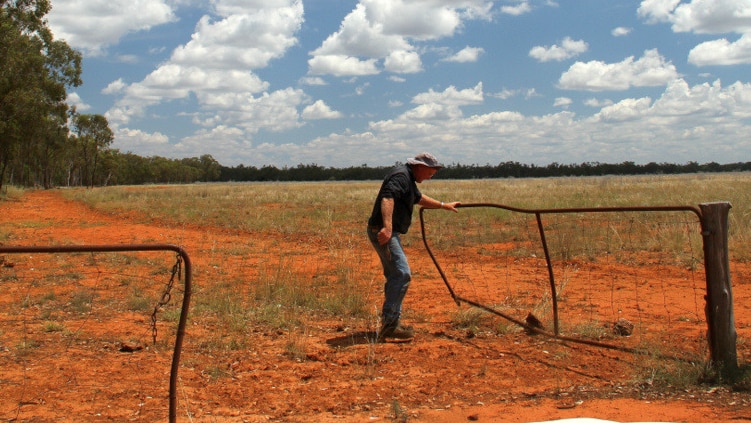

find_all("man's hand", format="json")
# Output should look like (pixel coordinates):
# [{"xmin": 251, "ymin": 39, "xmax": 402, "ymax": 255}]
[
  {"xmin": 442, "ymin": 201, "xmax": 461, "ymax": 212},
  {"xmin": 377, "ymin": 226, "xmax": 392, "ymax": 245}
]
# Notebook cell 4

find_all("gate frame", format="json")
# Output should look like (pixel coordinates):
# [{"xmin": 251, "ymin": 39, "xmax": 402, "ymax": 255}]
[
  {"xmin": 0, "ymin": 244, "xmax": 192, "ymax": 423},
  {"xmin": 420, "ymin": 201, "xmax": 738, "ymax": 377}
]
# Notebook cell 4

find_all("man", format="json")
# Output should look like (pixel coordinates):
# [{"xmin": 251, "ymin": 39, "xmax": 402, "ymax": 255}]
[{"xmin": 367, "ymin": 152, "xmax": 460, "ymax": 342}]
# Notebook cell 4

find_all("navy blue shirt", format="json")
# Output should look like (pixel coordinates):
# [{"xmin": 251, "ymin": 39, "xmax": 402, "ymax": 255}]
[{"xmin": 368, "ymin": 165, "xmax": 422, "ymax": 234}]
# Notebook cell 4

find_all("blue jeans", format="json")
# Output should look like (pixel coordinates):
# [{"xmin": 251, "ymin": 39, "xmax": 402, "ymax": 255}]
[{"xmin": 367, "ymin": 227, "xmax": 411, "ymax": 327}]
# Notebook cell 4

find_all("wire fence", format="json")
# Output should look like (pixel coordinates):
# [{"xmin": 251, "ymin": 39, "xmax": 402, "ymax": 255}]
[{"xmin": 419, "ymin": 204, "xmax": 711, "ymax": 360}]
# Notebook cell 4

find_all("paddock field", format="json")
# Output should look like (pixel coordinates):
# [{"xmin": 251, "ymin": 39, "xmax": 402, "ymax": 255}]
[{"xmin": 1, "ymin": 174, "xmax": 750, "ymax": 422}]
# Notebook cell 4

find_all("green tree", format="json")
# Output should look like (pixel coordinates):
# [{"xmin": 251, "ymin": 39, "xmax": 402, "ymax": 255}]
[
  {"xmin": 0, "ymin": 0, "xmax": 82, "ymax": 190},
  {"xmin": 72, "ymin": 114, "xmax": 114, "ymax": 187}
]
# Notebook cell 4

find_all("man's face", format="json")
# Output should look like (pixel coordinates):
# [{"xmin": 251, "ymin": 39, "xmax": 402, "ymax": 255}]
[{"xmin": 414, "ymin": 165, "xmax": 438, "ymax": 182}]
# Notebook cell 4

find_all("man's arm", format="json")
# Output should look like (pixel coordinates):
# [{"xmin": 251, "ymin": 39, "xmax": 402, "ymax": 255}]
[
  {"xmin": 377, "ymin": 198, "xmax": 394, "ymax": 245},
  {"xmin": 418, "ymin": 194, "xmax": 460, "ymax": 212}
]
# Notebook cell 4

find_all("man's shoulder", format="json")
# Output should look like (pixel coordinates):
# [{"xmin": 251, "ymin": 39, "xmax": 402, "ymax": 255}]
[{"xmin": 385, "ymin": 165, "xmax": 411, "ymax": 180}]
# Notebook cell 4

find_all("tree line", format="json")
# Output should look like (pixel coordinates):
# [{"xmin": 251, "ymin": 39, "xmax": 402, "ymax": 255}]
[
  {"xmin": 216, "ymin": 161, "xmax": 751, "ymax": 183},
  {"xmin": 3, "ymin": 1, "xmax": 749, "ymax": 191}
]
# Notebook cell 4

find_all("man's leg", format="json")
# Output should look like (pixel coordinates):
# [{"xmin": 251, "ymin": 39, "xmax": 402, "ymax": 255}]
[
  {"xmin": 380, "ymin": 232, "xmax": 411, "ymax": 329},
  {"xmin": 367, "ymin": 228, "xmax": 414, "ymax": 340},
  {"xmin": 368, "ymin": 228, "xmax": 414, "ymax": 341}
]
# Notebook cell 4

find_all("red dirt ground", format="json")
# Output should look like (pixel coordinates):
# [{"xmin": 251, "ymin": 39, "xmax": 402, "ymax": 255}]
[{"xmin": 1, "ymin": 190, "xmax": 751, "ymax": 422}]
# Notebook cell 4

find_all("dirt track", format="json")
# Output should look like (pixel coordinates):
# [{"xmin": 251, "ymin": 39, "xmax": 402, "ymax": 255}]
[{"xmin": 1, "ymin": 190, "xmax": 750, "ymax": 422}]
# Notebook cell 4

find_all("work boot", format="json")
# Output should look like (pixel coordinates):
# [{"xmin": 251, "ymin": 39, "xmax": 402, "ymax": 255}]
[{"xmin": 377, "ymin": 323, "xmax": 414, "ymax": 342}]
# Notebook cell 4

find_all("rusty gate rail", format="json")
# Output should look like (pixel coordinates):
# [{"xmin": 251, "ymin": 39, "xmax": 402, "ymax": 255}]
[
  {"xmin": 419, "ymin": 202, "xmax": 702, "ymax": 351},
  {"xmin": 0, "ymin": 244, "xmax": 192, "ymax": 423}
]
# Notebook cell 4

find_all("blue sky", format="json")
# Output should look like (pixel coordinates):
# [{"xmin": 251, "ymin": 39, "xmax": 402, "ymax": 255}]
[{"xmin": 48, "ymin": 0, "xmax": 751, "ymax": 168}]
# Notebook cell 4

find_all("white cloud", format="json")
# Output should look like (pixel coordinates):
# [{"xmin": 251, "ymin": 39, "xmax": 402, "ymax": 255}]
[
  {"xmin": 443, "ymin": 46, "xmax": 485, "ymax": 63},
  {"xmin": 173, "ymin": 125, "xmax": 250, "ymax": 159},
  {"xmin": 590, "ymin": 78, "xmax": 751, "ymax": 126},
  {"xmin": 355, "ymin": 82, "xmax": 370, "ymax": 96},
  {"xmin": 66, "ymin": 92, "xmax": 91, "ymax": 112},
  {"xmin": 384, "ymin": 50, "xmax": 423, "ymax": 73},
  {"xmin": 412, "ymin": 83, "xmax": 484, "ymax": 107},
  {"xmin": 652, "ymin": 78, "xmax": 751, "ymax": 118},
  {"xmin": 637, "ymin": 0, "xmax": 681, "ymax": 24},
  {"xmin": 638, "ymin": 0, "xmax": 751, "ymax": 67},
  {"xmin": 111, "ymin": 127, "xmax": 170, "ymax": 155},
  {"xmin": 222, "ymin": 87, "xmax": 307, "ymax": 133},
  {"xmin": 302, "ymin": 100, "xmax": 343, "ymax": 120},
  {"xmin": 47, "ymin": 0, "xmax": 176, "ymax": 56},
  {"xmin": 638, "ymin": 0, "xmax": 751, "ymax": 34},
  {"xmin": 106, "ymin": 1, "xmax": 304, "ymax": 134},
  {"xmin": 612, "ymin": 27, "xmax": 632, "ymax": 37},
  {"xmin": 584, "ymin": 98, "xmax": 614, "ymax": 108},
  {"xmin": 299, "ymin": 76, "xmax": 327, "ymax": 86},
  {"xmin": 308, "ymin": 55, "xmax": 380, "ymax": 76},
  {"xmin": 149, "ymin": 77, "xmax": 751, "ymax": 167},
  {"xmin": 524, "ymin": 88, "xmax": 540, "ymax": 99},
  {"xmin": 501, "ymin": 1, "xmax": 532, "ymax": 16},
  {"xmin": 689, "ymin": 33, "xmax": 751, "ymax": 65},
  {"xmin": 488, "ymin": 88, "xmax": 519, "ymax": 100},
  {"xmin": 529, "ymin": 37, "xmax": 588, "ymax": 62},
  {"xmin": 593, "ymin": 97, "xmax": 653, "ymax": 122},
  {"xmin": 170, "ymin": 6, "xmax": 302, "ymax": 70},
  {"xmin": 553, "ymin": 97, "xmax": 572, "ymax": 108},
  {"xmin": 559, "ymin": 49, "xmax": 680, "ymax": 91},
  {"xmin": 336, "ymin": 78, "xmax": 751, "ymax": 167},
  {"xmin": 308, "ymin": 0, "xmax": 493, "ymax": 77}
]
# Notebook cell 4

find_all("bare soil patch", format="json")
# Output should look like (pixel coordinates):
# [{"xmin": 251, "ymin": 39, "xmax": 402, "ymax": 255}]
[{"xmin": 1, "ymin": 190, "xmax": 750, "ymax": 422}]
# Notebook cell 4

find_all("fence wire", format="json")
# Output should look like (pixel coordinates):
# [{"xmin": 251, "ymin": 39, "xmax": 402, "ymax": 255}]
[{"xmin": 420, "ymin": 204, "xmax": 707, "ymax": 359}]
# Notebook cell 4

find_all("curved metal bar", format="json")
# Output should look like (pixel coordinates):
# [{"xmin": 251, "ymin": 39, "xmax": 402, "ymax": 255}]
[
  {"xmin": 455, "ymin": 202, "xmax": 702, "ymax": 219},
  {"xmin": 0, "ymin": 244, "xmax": 192, "ymax": 423},
  {"xmin": 535, "ymin": 212, "xmax": 559, "ymax": 335},
  {"xmin": 419, "ymin": 207, "xmax": 460, "ymax": 305}
]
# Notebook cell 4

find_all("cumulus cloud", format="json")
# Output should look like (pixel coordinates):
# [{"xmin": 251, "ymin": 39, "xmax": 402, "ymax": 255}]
[
  {"xmin": 384, "ymin": 50, "xmax": 423, "ymax": 73},
  {"xmin": 638, "ymin": 0, "xmax": 751, "ymax": 34},
  {"xmin": 47, "ymin": 0, "xmax": 176, "ymax": 56},
  {"xmin": 558, "ymin": 49, "xmax": 680, "ymax": 91},
  {"xmin": 689, "ymin": 33, "xmax": 751, "ymax": 65},
  {"xmin": 529, "ymin": 37, "xmax": 589, "ymax": 62},
  {"xmin": 591, "ymin": 78, "xmax": 751, "ymax": 126},
  {"xmin": 553, "ymin": 97, "xmax": 572, "ymax": 108},
  {"xmin": 334, "ymin": 78, "xmax": 751, "ymax": 167},
  {"xmin": 584, "ymin": 98, "xmax": 614, "ymax": 108},
  {"xmin": 612, "ymin": 27, "xmax": 632, "ymax": 37},
  {"xmin": 66, "ymin": 92, "xmax": 91, "ymax": 112},
  {"xmin": 110, "ymin": 127, "xmax": 171, "ymax": 156},
  {"xmin": 172, "ymin": 125, "xmax": 251, "ymax": 159},
  {"xmin": 637, "ymin": 0, "xmax": 751, "ymax": 66},
  {"xmin": 501, "ymin": 1, "xmax": 532, "ymax": 16},
  {"xmin": 106, "ymin": 0, "xmax": 304, "ymax": 135},
  {"xmin": 308, "ymin": 0, "xmax": 493, "ymax": 76},
  {"xmin": 299, "ymin": 76, "xmax": 327, "ymax": 86},
  {"xmin": 170, "ymin": 6, "xmax": 302, "ymax": 70},
  {"xmin": 309, "ymin": 55, "xmax": 380, "ymax": 76},
  {"xmin": 412, "ymin": 83, "xmax": 484, "ymax": 107},
  {"xmin": 443, "ymin": 46, "xmax": 485, "ymax": 63},
  {"xmin": 302, "ymin": 100, "xmax": 343, "ymax": 120}
]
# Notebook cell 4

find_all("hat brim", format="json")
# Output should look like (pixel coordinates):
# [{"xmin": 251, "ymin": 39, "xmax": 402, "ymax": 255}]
[{"xmin": 407, "ymin": 158, "xmax": 444, "ymax": 168}]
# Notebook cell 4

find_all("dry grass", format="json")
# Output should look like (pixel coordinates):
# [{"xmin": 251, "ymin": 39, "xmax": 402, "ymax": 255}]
[{"xmin": 62, "ymin": 173, "xmax": 751, "ymax": 261}]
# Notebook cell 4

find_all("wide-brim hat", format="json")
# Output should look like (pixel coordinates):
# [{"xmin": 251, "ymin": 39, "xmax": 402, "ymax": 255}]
[{"xmin": 406, "ymin": 152, "xmax": 444, "ymax": 168}]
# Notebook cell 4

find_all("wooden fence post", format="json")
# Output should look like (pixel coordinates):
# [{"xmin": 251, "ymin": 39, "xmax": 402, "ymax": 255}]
[{"xmin": 700, "ymin": 201, "xmax": 738, "ymax": 378}]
